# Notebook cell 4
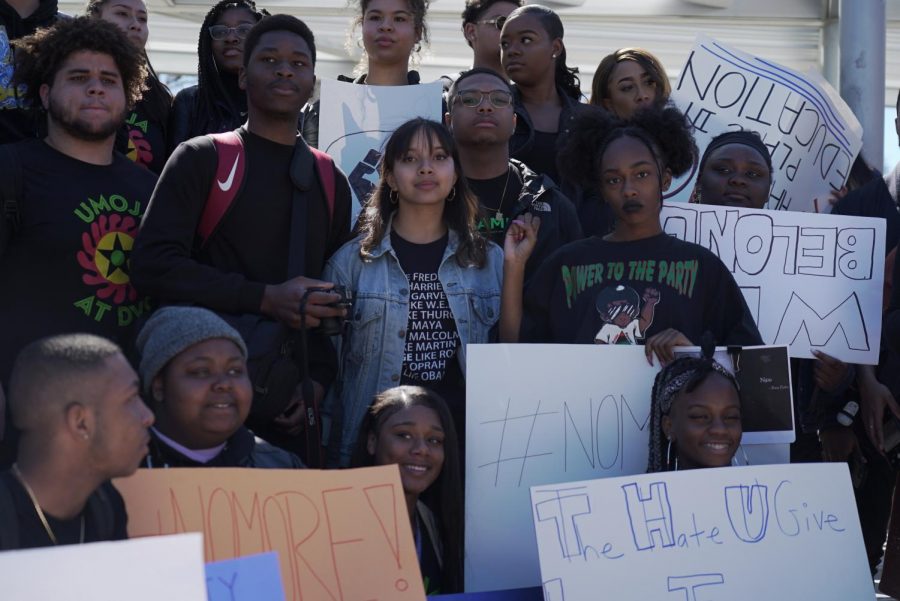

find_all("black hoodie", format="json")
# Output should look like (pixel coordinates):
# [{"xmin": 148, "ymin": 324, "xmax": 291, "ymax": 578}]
[{"xmin": 0, "ymin": 0, "xmax": 61, "ymax": 144}]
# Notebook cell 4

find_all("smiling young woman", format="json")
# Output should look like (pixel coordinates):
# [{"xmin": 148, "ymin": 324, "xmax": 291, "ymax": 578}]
[
  {"xmin": 135, "ymin": 306, "xmax": 304, "ymax": 469},
  {"xmin": 647, "ymin": 348, "xmax": 743, "ymax": 472},
  {"xmin": 351, "ymin": 386, "xmax": 462, "ymax": 595}
]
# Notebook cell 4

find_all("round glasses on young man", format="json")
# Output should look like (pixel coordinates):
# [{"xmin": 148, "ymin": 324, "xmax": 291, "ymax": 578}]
[
  {"xmin": 455, "ymin": 90, "xmax": 513, "ymax": 109},
  {"xmin": 475, "ymin": 16, "xmax": 506, "ymax": 31},
  {"xmin": 208, "ymin": 24, "xmax": 254, "ymax": 40}
]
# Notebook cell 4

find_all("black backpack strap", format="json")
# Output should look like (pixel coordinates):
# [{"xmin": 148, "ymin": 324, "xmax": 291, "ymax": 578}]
[
  {"xmin": 85, "ymin": 483, "xmax": 116, "ymax": 541},
  {"xmin": 0, "ymin": 474, "xmax": 20, "ymax": 550},
  {"xmin": 0, "ymin": 144, "xmax": 23, "ymax": 235}
]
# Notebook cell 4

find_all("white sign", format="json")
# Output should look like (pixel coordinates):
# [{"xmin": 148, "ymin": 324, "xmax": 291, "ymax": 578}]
[
  {"xmin": 318, "ymin": 79, "xmax": 444, "ymax": 221},
  {"xmin": 662, "ymin": 202, "xmax": 885, "ymax": 364},
  {"xmin": 465, "ymin": 344, "xmax": 659, "ymax": 592},
  {"xmin": 0, "ymin": 533, "xmax": 207, "ymax": 600},
  {"xmin": 531, "ymin": 463, "xmax": 873, "ymax": 601},
  {"xmin": 669, "ymin": 36, "xmax": 863, "ymax": 213}
]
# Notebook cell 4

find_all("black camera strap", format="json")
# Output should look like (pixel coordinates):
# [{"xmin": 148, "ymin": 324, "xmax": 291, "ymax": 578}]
[{"xmin": 287, "ymin": 150, "xmax": 327, "ymax": 467}]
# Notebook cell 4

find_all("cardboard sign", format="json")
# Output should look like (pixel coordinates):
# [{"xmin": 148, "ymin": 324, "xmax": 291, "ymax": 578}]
[
  {"xmin": 115, "ymin": 466, "xmax": 425, "ymax": 601},
  {"xmin": 318, "ymin": 79, "xmax": 443, "ymax": 221},
  {"xmin": 662, "ymin": 202, "xmax": 885, "ymax": 363},
  {"xmin": 0, "ymin": 533, "xmax": 207, "ymax": 600},
  {"xmin": 206, "ymin": 552, "xmax": 286, "ymax": 601},
  {"xmin": 531, "ymin": 464, "xmax": 873, "ymax": 600},
  {"xmin": 669, "ymin": 36, "xmax": 862, "ymax": 213},
  {"xmin": 465, "ymin": 344, "xmax": 660, "ymax": 592},
  {"xmin": 674, "ymin": 345, "xmax": 794, "ymax": 444}
]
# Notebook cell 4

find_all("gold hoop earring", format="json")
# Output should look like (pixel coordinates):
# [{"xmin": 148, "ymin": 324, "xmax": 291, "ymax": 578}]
[
  {"xmin": 446, "ymin": 187, "xmax": 456, "ymax": 202},
  {"xmin": 390, "ymin": 189, "xmax": 399, "ymax": 204}
]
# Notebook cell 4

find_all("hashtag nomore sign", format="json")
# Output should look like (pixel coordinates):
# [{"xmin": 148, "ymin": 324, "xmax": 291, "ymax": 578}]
[{"xmin": 530, "ymin": 463, "xmax": 872, "ymax": 601}]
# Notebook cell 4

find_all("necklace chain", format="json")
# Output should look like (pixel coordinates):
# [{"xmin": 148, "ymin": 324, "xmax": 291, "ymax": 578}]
[
  {"xmin": 486, "ymin": 165, "xmax": 513, "ymax": 221},
  {"xmin": 11, "ymin": 464, "xmax": 84, "ymax": 545}
]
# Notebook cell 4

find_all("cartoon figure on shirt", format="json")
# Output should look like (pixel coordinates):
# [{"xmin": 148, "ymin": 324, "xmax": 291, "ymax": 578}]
[{"xmin": 594, "ymin": 285, "xmax": 660, "ymax": 344}]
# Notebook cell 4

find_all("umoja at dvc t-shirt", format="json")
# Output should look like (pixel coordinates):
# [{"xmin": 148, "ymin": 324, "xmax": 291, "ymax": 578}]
[{"xmin": 0, "ymin": 139, "xmax": 157, "ymax": 383}]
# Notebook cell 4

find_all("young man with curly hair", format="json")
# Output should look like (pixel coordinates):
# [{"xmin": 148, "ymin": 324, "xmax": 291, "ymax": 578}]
[{"xmin": 0, "ymin": 17, "xmax": 156, "ymax": 465}]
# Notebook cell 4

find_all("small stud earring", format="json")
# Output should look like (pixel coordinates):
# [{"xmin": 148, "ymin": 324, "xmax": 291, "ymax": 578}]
[{"xmin": 551, "ymin": 53, "xmax": 557, "ymax": 59}]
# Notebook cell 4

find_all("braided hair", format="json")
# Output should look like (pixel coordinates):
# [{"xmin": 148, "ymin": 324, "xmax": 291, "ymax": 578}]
[
  {"xmin": 646, "ymin": 335, "xmax": 741, "ymax": 473},
  {"xmin": 195, "ymin": 0, "xmax": 266, "ymax": 128}
]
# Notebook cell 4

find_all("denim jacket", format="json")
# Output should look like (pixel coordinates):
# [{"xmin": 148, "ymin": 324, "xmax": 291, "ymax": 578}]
[{"xmin": 322, "ymin": 225, "xmax": 503, "ymax": 466}]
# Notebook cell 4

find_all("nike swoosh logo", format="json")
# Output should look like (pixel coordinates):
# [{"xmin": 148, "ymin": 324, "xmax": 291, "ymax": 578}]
[{"xmin": 217, "ymin": 155, "xmax": 240, "ymax": 192}]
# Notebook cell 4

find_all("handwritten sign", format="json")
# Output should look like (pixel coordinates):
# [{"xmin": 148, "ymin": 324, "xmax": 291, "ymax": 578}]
[
  {"xmin": 531, "ymin": 463, "xmax": 873, "ymax": 600},
  {"xmin": 0, "ymin": 533, "xmax": 206, "ymax": 600},
  {"xmin": 465, "ymin": 344, "xmax": 660, "ymax": 592},
  {"xmin": 319, "ymin": 79, "xmax": 443, "ymax": 221},
  {"xmin": 206, "ymin": 552, "xmax": 285, "ymax": 601},
  {"xmin": 669, "ymin": 35, "xmax": 862, "ymax": 213},
  {"xmin": 115, "ymin": 466, "xmax": 425, "ymax": 601},
  {"xmin": 661, "ymin": 202, "xmax": 885, "ymax": 363}
]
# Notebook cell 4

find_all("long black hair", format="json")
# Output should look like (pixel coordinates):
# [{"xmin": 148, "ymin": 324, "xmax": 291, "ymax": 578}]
[
  {"xmin": 506, "ymin": 4, "xmax": 580, "ymax": 100},
  {"xmin": 357, "ymin": 118, "xmax": 487, "ymax": 268},
  {"xmin": 195, "ymin": 0, "xmax": 266, "ymax": 127},
  {"xmin": 350, "ymin": 386, "xmax": 463, "ymax": 593}
]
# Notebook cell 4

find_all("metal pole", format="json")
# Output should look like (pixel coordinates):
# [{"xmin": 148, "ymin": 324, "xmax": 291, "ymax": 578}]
[{"xmin": 840, "ymin": 0, "xmax": 886, "ymax": 170}]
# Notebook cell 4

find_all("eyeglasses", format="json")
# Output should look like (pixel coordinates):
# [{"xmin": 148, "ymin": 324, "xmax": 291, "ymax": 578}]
[
  {"xmin": 208, "ymin": 24, "xmax": 254, "ymax": 40},
  {"xmin": 475, "ymin": 16, "xmax": 506, "ymax": 31},
  {"xmin": 455, "ymin": 90, "xmax": 513, "ymax": 109}
]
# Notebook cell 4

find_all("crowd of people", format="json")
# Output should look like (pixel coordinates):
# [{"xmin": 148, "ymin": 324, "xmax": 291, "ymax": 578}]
[{"xmin": 0, "ymin": 0, "xmax": 898, "ymax": 594}]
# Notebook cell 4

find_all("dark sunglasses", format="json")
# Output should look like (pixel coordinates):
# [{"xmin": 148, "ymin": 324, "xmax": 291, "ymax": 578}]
[
  {"xmin": 208, "ymin": 24, "xmax": 254, "ymax": 40},
  {"xmin": 455, "ymin": 90, "xmax": 513, "ymax": 109},
  {"xmin": 475, "ymin": 16, "xmax": 506, "ymax": 31}
]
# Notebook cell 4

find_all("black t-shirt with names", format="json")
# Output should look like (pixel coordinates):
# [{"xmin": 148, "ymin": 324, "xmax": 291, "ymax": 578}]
[
  {"xmin": 468, "ymin": 167, "xmax": 522, "ymax": 246},
  {"xmin": 391, "ymin": 230, "xmax": 464, "ymax": 419}
]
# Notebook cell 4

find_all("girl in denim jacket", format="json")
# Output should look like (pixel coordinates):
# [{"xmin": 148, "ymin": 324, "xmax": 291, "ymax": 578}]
[{"xmin": 323, "ymin": 118, "xmax": 537, "ymax": 466}]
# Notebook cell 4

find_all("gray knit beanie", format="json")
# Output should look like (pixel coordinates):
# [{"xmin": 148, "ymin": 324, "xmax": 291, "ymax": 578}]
[{"xmin": 135, "ymin": 307, "xmax": 248, "ymax": 394}]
